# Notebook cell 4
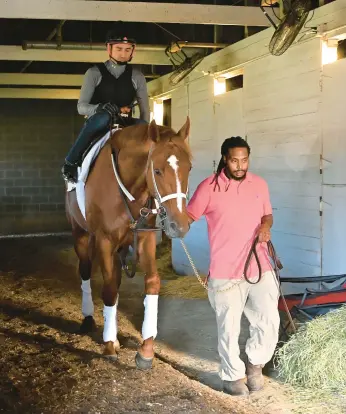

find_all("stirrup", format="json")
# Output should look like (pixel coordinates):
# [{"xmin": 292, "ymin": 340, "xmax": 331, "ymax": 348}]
[
  {"xmin": 62, "ymin": 174, "xmax": 77, "ymax": 184},
  {"xmin": 61, "ymin": 163, "xmax": 78, "ymax": 184},
  {"xmin": 112, "ymin": 123, "xmax": 122, "ymax": 130}
]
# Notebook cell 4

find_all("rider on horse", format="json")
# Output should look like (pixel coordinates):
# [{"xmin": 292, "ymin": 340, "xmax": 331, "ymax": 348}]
[{"xmin": 61, "ymin": 28, "xmax": 150, "ymax": 183}]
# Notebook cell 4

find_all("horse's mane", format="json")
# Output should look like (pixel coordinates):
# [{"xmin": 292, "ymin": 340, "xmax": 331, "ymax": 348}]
[
  {"xmin": 112, "ymin": 124, "xmax": 192, "ymax": 160},
  {"xmin": 154, "ymin": 126, "xmax": 192, "ymax": 161}
]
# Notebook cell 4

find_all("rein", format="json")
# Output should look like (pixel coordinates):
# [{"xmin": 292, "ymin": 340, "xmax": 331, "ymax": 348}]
[
  {"xmin": 110, "ymin": 139, "xmax": 187, "ymax": 279},
  {"xmin": 111, "ymin": 148, "xmax": 161, "ymax": 279}
]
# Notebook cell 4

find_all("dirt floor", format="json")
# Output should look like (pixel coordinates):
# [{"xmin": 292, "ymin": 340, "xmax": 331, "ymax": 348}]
[
  {"xmin": 0, "ymin": 235, "xmax": 258, "ymax": 414},
  {"xmin": 0, "ymin": 235, "xmax": 336, "ymax": 414}
]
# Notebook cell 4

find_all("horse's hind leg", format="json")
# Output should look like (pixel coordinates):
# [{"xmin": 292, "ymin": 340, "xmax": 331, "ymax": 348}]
[
  {"xmin": 73, "ymin": 226, "xmax": 96, "ymax": 333},
  {"xmin": 97, "ymin": 236, "xmax": 122, "ymax": 360}
]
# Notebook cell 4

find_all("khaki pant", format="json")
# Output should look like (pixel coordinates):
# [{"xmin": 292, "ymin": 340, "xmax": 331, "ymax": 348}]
[{"xmin": 208, "ymin": 271, "xmax": 280, "ymax": 382}]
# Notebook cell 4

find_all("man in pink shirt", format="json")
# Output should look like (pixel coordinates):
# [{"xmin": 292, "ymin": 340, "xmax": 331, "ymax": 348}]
[{"xmin": 187, "ymin": 137, "xmax": 280, "ymax": 396}]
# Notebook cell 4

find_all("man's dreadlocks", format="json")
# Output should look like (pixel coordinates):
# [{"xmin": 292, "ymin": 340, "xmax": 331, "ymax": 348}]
[{"xmin": 211, "ymin": 136, "xmax": 251, "ymax": 192}]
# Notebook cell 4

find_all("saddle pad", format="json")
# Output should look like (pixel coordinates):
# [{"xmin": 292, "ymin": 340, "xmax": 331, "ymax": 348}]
[{"xmin": 67, "ymin": 128, "xmax": 118, "ymax": 220}]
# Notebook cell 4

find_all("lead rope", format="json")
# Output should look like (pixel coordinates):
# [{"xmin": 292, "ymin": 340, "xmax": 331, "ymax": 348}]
[
  {"xmin": 179, "ymin": 239, "xmax": 245, "ymax": 293},
  {"xmin": 179, "ymin": 238, "xmax": 297, "ymax": 333}
]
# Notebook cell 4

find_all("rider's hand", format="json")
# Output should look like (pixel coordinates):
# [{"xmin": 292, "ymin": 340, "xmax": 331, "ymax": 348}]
[
  {"xmin": 120, "ymin": 106, "xmax": 131, "ymax": 114},
  {"xmin": 97, "ymin": 102, "xmax": 119, "ymax": 118},
  {"xmin": 258, "ymin": 224, "xmax": 271, "ymax": 243}
]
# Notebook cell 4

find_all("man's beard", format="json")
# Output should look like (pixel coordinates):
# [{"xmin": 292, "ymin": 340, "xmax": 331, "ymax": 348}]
[{"xmin": 225, "ymin": 168, "xmax": 247, "ymax": 181}]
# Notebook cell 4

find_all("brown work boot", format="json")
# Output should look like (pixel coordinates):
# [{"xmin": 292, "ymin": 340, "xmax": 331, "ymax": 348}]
[
  {"xmin": 246, "ymin": 363, "xmax": 264, "ymax": 392},
  {"xmin": 223, "ymin": 379, "xmax": 249, "ymax": 396}
]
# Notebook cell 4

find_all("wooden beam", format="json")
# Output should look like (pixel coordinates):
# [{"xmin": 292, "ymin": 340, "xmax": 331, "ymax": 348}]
[
  {"xmin": 0, "ymin": 73, "xmax": 161, "ymax": 86},
  {"xmin": 0, "ymin": 46, "xmax": 172, "ymax": 65},
  {"xmin": 0, "ymin": 88, "xmax": 80, "ymax": 99},
  {"xmin": 0, "ymin": 73, "xmax": 84, "ymax": 86},
  {"xmin": 148, "ymin": 0, "xmax": 346, "ymax": 96},
  {"xmin": 0, "ymin": 0, "xmax": 273, "ymax": 26}
]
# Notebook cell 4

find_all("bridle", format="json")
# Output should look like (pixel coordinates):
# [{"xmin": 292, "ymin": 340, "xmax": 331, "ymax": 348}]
[
  {"xmin": 121, "ymin": 142, "xmax": 187, "ymax": 217},
  {"xmin": 147, "ymin": 158, "xmax": 187, "ymax": 215},
  {"xmin": 111, "ymin": 141, "xmax": 188, "ymax": 277}
]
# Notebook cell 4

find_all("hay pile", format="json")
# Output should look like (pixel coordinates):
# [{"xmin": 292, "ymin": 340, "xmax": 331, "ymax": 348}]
[
  {"xmin": 160, "ymin": 276, "xmax": 208, "ymax": 299},
  {"xmin": 275, "ymin": 305, "xmax": 346, "ymax": 413}
]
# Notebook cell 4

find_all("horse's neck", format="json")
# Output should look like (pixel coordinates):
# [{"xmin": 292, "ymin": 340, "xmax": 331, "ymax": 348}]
[{"xmin": 117, "ymin": 146, "xmax": 150, "ymax": 199}]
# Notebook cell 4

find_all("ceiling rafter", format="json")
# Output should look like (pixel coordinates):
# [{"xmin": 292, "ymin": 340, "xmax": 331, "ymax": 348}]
[{"xmin": 0, "ymin": 0, "xmax": 273, "ymax": 27}]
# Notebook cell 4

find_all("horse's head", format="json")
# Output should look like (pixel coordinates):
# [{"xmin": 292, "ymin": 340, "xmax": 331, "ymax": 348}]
[{"xmin": 147, "ymin": 117, "xmax": 192, "ymax": 239}]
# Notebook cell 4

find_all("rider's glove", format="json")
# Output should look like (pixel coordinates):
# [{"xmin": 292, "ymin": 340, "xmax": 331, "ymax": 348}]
[{"xmin": 97, "ymin": 102, "xmax": 119, "ymax": 118}]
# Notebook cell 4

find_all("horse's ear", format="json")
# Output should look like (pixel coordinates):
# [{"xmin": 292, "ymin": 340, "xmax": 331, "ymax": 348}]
[
  {"xmin": 178, "ymin": 116, "xmax": 190, "ymax": 140},
  {"xmin": 148, "ymin": 119, "xmax": 160, "ymax": 142}
]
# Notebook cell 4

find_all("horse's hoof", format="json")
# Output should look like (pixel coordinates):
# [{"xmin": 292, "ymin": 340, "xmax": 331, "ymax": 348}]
[
  {"xmin": 103, "ymin": 353, "xmax": 118, "ymax": 362},
  {"xmin": 114, "ymin": 340, "xmax": 121, "ymax": 353},
  {"xmin": 135, "ymin": 352, "xmax": 153, "ymax": 370},
  {"xmin": 80, "ymin": 316, "xmax": 97, "ymax": 334},
  {"xmin": 103, "ymin": 341, "xmax": 120, "ymax": 361}
]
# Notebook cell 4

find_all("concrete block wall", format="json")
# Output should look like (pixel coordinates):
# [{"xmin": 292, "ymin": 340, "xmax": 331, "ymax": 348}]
[{"xmin": 0, "ymin": 99, "xmax": 83, "ymax": 234}]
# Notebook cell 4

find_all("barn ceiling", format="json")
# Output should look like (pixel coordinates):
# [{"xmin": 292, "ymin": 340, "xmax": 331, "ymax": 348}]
[
  {"xmin": 0, "ymin": 0, "xmax": 327, "ymax": 83},
  {"xmin": 0, "ymin": 0, "xmax": 272, "ymax": 79}
]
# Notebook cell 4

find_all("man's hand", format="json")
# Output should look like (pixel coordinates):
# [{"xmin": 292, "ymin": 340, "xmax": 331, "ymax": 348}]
[{"xmin": 258, "ymin": 224, "xmax": 271, "ymax": 243}]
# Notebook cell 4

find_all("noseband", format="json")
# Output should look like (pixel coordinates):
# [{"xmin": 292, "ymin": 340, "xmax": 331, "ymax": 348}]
[
  {"xmin": 111, "ymin": 143, "xmax": 187, "ymax": 278},
  {"xmin": 113, "ymin": 143, "xmax": 187, "ymax": 220}
]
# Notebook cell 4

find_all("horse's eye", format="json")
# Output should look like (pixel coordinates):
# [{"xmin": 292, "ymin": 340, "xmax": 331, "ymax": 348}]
[{"xmin": 154, "ymin": 169, "xmax": 162, "ymax": 176}]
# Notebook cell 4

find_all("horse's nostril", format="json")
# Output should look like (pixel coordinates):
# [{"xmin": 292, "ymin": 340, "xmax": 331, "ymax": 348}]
[{"xmin": 170, "ymin": 222, "xmax": 178, "ymax": 232}]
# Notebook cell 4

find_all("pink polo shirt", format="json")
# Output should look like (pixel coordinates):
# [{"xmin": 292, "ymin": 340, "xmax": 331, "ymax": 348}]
[{"xmin": 187, "ymin": 170, "xmax": 273, "ymax": 280}]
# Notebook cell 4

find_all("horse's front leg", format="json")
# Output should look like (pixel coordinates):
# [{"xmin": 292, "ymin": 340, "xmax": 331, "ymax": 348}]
[
  {"xmin": 73, "ymin": 228, "xmax": 96, "ymax": 334},
  {"xmin": 97, "ymin": 236, "xmax": 122, "ymax": 360},
  {"xmin": 136, "ymin": 232, "xmax": 160, "ymax": 370}
]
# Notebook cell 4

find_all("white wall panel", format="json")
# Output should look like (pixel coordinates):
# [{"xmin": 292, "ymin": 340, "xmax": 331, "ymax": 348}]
[
  {"xmin": 171, "ymin": 85, "xmax": 189, "ymax": 133},
  {"xmin": 214, "ymin": 88, "xmax": 245, "ymax": 148},
  {"xmin": 165, "ymin": 24, "xmax": 346, "ymax": 281},
  {"xmin": 245, "ymin": 39, "xmax": 322, "ymax": 277},
  {"xmin": 321, "ymin": 59, "xmax": 346, "ymax": 185},
  {"xmin": 321, "ymin": 59, "xmax": 346, "ymax": 276}
]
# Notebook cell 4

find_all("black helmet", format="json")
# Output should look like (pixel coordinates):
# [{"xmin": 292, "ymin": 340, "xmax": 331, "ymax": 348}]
[{"xmin": 106, "ymin": 30, "xmax": 136, "ymax": 46}]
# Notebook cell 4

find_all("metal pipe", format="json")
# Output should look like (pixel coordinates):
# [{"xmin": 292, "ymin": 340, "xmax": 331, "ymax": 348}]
[
  {"xmin": 20, "ymin": 21, "xmax": 66, "ymax": 73},
  {"xmin": 213, "ymin": 0, "xmax": 220, "ymax": 48},
  {"xmin": 244, "ymin": 0, "xmax": 249, "ymax": 38},
  {"xmin": 259, "ymin": 5, "xmax": 278, "ymax": 30},
  {"xmin": 22, "ymin": 40, "xmax": 228, "ymax": 51},
  {"xmin": 145, "ymin": 74, "xmax": 160, "ymax": 79},
  {"xmin": 178, "ymin": 41, "xmax": 228, "ymax": 49}
]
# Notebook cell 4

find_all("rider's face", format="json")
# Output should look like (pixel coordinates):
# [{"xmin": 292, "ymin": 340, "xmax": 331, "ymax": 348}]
[{"xmin": 107, "ymin": 43, "xmax": 134, "ymax": 63}]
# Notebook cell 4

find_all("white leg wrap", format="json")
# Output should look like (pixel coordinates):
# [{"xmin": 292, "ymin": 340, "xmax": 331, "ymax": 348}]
[
  {"xmin": 103, "ymin": 296, "xmax": 118, "ymax": 343},
  {"xmin": 81, "ymin": 279, "xmax": 94, "ymax": 317},
  {"xmin": 142, "ymin": 294, "xmax": 159, "ymax": 340}
]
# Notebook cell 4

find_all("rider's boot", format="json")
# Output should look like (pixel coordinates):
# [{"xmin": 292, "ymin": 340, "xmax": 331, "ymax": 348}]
[
  {"xmin": 62, "ymin": 111, "xmax": 112, "ymax": 184},
  {"xmin": 61, "ymin": 160, "xmax": 78, "ymax": 184}
]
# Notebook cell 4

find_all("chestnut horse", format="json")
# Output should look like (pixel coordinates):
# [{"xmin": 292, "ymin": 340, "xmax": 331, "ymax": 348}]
[{"xmin": 65, "ymin": 118, "xmax": 191, "ymax": 369}]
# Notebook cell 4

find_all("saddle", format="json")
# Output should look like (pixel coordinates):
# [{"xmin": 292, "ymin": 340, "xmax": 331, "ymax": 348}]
[
  {"xmin": 81, "ymin": 123, "xmax": 120, "ymax": 164},
  {"xmin": 81, "ymin": 115, "xmax": 138, "ymax": 163}
]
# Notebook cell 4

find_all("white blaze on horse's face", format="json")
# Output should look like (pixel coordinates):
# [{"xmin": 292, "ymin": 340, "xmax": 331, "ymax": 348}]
[{"xmin": 167, "ymin": 155, "xmax": 183, "ymax": 213}]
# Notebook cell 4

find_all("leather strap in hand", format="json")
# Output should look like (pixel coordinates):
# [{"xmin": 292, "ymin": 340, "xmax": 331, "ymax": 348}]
[{"xmin": 97, "ymin": 102, "xmax": 119, "ymax": 119}]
